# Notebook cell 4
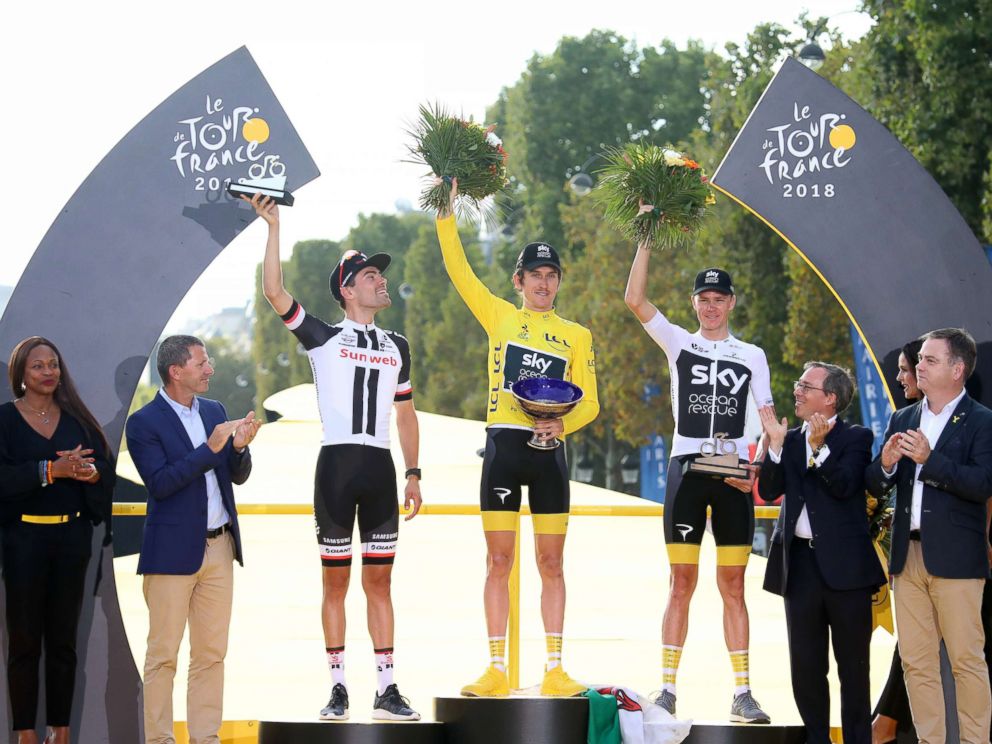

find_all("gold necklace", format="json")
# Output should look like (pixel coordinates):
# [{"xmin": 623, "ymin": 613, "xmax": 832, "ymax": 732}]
[{"xmin": 17, "ymin": 397, "xmax": 53, "ymax": 425}]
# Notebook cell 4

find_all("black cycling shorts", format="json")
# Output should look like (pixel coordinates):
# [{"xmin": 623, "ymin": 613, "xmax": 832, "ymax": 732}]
[
  {"xmin": 479, "ymin": 428, "xmax": 569, "ymax": 534},
  {"xmin": 662, "ymin": 455, "xmax": 754, "ymax": 566},
  {"xmin": 314, "ymin": 444, "xmax": 398, "ymax": 567}
]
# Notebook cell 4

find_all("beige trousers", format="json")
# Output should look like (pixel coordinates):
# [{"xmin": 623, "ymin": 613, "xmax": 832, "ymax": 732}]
[
  {"xmin": 142, "ymin": 532, "xmax": 234, "ymax": 744},
  {"xmin": 895, "ymin": 540, "xmax": 991, "ymax": 744}
]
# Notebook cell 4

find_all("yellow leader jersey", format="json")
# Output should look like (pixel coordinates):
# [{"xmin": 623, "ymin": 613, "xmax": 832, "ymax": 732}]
[{"xmin": 436, "ymin": 215, "xmax": 600, "ymax": 435}]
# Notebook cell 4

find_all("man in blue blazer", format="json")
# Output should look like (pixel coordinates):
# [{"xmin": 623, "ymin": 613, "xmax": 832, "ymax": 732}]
[
  {"xmin": 126, "ymin": 335, "xmax": 259, "ymax": 744},
  {"xmin": 867, "ymin": 328, "xmax": 992, "ymax": 744},
  {"xmin": 758, "ymin": 361, "xmax": 885, "ymax": 744}
]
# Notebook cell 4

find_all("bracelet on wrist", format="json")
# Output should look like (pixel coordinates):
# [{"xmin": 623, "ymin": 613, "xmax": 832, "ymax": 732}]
[{"xmin": 405, "ymin": 468, "xmax": 422, "ymax": 480}]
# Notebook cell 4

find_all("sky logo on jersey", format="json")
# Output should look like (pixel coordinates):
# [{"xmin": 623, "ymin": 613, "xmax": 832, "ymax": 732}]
[
  {"xmin": 501, "ymin": 343, "xmax": 568, "ymax": 391},
  {"xmin": 676, "ymin": 352, "xmax": 753, "ymax": 439},
  {"xmin": 690, "ymin": 362, "xmax": 749, "ymax": 395}
]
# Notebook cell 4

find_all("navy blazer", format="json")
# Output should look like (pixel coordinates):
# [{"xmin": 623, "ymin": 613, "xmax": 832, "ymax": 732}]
[
  {"xmin": 125, "ymin": 393, "xmax": 251, "ymax": 575},
  {"xmin": 866, "ymin": 393, "xmax": 992, "ymax": 580},
  {"xmin": 759, "ymin": 420, "xmax": 885, "ymax": 596}
]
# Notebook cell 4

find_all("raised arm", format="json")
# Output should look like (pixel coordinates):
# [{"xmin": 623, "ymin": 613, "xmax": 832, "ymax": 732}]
[
  {"xmin": 433, "ymin": 177, "xmax": 501, "ymax": 331},
  {"xmin": 623, "ymin": 203, "xmax": 660, "ymax": 324},
  {"xmin": 245, "ymin": 194, "xmax": 293, "ymax": 315}
]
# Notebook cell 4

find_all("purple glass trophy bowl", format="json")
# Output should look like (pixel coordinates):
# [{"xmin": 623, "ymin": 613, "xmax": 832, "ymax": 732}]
[{"xmin": 510, "ymin": 378, "xmax": 584, "ymax": 450}]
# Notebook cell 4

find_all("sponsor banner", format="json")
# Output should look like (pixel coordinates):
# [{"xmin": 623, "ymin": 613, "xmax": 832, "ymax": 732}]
[
  {"xmin": 640, "ymin": 433, "xmax": 668, "ymax": 504},
  {"xmin": 850, "ymin": 324, "xmax": 893, "ymax": 456},
  {"xmin": 712, "ymin": 57, "xmax": 992, "ymax": 406}
]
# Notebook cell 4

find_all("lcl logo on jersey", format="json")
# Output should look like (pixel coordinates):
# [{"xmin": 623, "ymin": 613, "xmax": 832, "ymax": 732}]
[
  {"xmin": 690, "ymin": 362, "xmax": 750, "ymax": 395},
  {"xmin": 544, "ymin": 333, "xmax": 571, "ymax": 352}
]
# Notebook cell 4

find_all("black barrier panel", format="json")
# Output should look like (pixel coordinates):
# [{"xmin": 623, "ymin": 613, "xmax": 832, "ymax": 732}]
[
  {"xmin": 711, "ymin": 57, "xmax": 992, "ymax": 407},
  {"xmin": 0, "ymin": 47, "xmax": 319, "ymax": 741}
]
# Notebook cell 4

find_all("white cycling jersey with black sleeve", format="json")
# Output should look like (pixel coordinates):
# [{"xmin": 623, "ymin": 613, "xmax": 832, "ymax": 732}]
[{"xmin": 642, "ymin": 309, "xmax": 773, "ymax": 459}]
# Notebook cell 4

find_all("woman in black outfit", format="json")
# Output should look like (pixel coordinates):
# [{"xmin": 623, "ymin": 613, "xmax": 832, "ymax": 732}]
[
  {"xmin": 0, "ymin": 337, "xmax": 114, "ymax": 744},
  {"xmin": 871, "ymin": 338, "xmax": 923, "ymax": 744}
]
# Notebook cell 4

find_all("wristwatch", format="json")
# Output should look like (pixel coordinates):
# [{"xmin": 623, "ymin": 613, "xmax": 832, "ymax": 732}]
[{"xmin": 405, "ymin": 468, "xmax": 422, "ymax": 480}]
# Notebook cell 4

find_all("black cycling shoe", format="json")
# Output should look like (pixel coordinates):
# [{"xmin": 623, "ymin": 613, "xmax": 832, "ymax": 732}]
[
  {"xmin": 372, "ymin": 683, "xmax": 421, "ymax": 720},
  {"xmin": 319, "ymin": 683, "xmax": 349, "ymax": 720}
]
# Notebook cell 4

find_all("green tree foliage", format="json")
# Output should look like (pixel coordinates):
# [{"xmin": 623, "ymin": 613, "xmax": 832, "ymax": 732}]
[
  {"xmin": 202, "ymin": 336, "xmax": 256, "ymax": 417},
  {"xmin": 401, "ymin": 223, "xmax": 488, "ymax": 419},
  {"xmin": 488, "ymin": 31, "xmax": 709, "ymax": 255},
  {"xmin": 341, "ymin": 212, "xmax": 432, "ymax": 334},
  {"xmin": 851, "ymin": 0, "xmax": 992, "ymax": 242},
  {"xmin": 559, "ymin": 200, "xmax": 674, "ymax": 455}
]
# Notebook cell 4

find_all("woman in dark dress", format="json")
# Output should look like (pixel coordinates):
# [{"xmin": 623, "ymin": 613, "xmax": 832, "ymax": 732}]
[
  {"xmin": 0, "ymin": 337, "xmax": 114, "ymax": 744},
  {"xmin": 872, "ymin": 338, "xmax": 923, "ymax": 744}
]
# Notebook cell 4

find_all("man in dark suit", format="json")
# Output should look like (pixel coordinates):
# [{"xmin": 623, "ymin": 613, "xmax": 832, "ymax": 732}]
[
  {"xmin": 758, "ymin": 361, "xmax": 885, "ymax": 744},
  {"xmin": 867, "ymin": 327, "xmax": 992, "ymax": 744},
  {"xmin": 126, "ymin": 335, "xmax": 260, "ymax": 744}
]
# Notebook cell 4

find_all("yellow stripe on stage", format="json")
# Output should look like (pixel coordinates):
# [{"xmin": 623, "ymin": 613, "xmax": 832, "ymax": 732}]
[{"xmin": 173, "ymin": 720, "xmax": 258, "ymax": 743}]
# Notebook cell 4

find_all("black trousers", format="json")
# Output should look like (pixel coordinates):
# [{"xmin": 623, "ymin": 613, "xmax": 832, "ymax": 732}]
[
  {"xmin": 784, "ymin": 540, "xmax": 873, "ymax": 744},
  {"xmin": 2, "ymin": 518, "xmax": 92, "ymax": 730}
]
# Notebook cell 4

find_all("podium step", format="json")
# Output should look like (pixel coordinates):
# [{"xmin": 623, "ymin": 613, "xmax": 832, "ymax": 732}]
[
  {"xmin": 434, "ymin": 696, "xmax": 588, "ymax": 744},
  {"xmin": 257, "ymin": 720, "xmax": 444, "ymax": 744},
  {"xmin": 683, "ymin": 721, "xmax": 806, "ymax": 744}
]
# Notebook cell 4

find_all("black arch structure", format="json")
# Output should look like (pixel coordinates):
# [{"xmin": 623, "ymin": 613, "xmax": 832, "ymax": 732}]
[
  {"xmin": 712, "ymin": 58, "xmax": 992, "ymax": 408},
  {"xmin": 0, "ymin": 47, "xmax": 319, "ymax": 740}
]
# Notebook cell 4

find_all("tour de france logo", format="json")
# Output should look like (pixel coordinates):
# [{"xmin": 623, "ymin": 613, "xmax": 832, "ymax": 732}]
[
  {"xmin": 758, "ymin": 102, "xmax": 857, "ymax": 200},
  {"xmin": 170, "ymin": 95, "xmax": 286, "ymax": 198}
]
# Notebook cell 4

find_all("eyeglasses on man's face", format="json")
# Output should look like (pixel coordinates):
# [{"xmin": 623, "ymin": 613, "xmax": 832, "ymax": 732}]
[{"xmin": 793, "ymin": 380, "xmax": 824, "ymax": 394}]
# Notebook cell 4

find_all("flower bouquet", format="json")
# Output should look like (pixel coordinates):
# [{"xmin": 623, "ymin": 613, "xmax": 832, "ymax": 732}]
[
  {"xmin": 866, "ymin": 492, "xmax": 894, "ymax": 557},
  {"xmin": 594, "ymin": 143, "xmax": 715, "ymax": 249},
  {"xmin": 866, "ymin": 491, "xmax": 895, "ymax": 633},
  {"xmin": 406, "ymin": 103, "xmax": 509, "ymax": 227}
]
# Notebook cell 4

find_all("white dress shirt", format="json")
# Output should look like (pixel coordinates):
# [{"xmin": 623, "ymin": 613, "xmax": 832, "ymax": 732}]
[
  {"xmin": 159, "ymin": 389, "xmax": 230, "ymax": 530},
  {"xmin": 769, "ymin": 416, "xmax": 836, "ymax": 539},
  {"xmin": 906, "ymin": 388, "xmax": 966, "ymax": 530}
]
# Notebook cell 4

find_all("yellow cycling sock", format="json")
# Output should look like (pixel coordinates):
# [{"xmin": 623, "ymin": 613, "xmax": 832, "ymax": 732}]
[
  {"xmin": 546, "ymin": 633, "xmax": 563, "ymax": 671},
  {"xmin": 489, "ymin": 636, "xmax": 506, "ymax": 673},
  {"xmin": 730, "ymin": 649, "xmax": 750, "ymax": 695},
  {"xmin": 662, "ymin": 645, "xmax": 682, "ymax": 694}
]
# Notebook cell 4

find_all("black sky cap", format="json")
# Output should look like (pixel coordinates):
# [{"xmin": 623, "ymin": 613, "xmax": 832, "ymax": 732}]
[
  {"xmin": 329, "ymin": 250, "xmax": 391, "ymax": 301},
  {"xmin": 516, "ymin": 242, "xmax": 562, "ymax": 272},
  {"xmin": 692, "ymin": 267, "xmax": 735, "ymax": 296}
]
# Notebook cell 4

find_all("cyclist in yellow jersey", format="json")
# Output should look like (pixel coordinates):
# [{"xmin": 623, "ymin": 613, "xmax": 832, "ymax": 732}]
[{"xmin": 435, "ymin": 179, "xmax": 599, "ymax": 697}]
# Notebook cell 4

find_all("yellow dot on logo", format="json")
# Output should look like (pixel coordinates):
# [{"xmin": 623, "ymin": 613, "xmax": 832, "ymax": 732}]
[
  {"xmin": 829, "ymin": 124, "xmax": 856, "ymax": 150},
  {"xmin": 242, "ymin": 117, "xmax": 270, "ymax": 144}
]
